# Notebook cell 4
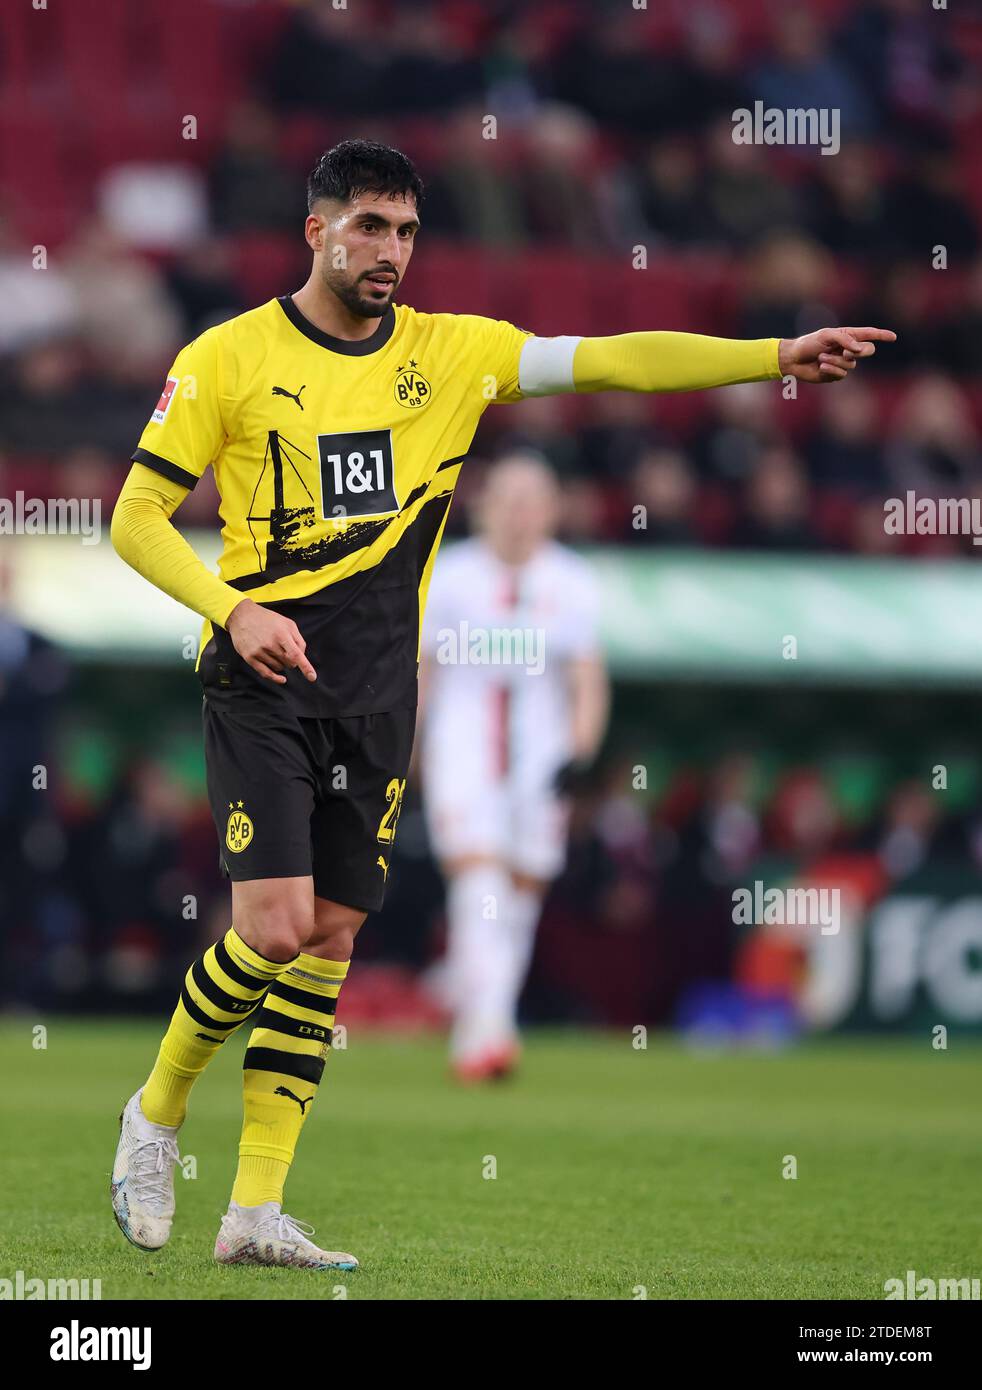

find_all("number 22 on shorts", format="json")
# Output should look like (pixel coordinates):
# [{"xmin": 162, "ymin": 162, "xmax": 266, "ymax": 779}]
[{"xmin": 376, "ymin": 778, "xmax": 406, "ymax": 844}]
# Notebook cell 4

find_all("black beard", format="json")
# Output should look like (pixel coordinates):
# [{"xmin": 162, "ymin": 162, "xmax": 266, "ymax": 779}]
[{"xmin": 325, "ymin": 270, "xmax": 393, "ymax": 319}]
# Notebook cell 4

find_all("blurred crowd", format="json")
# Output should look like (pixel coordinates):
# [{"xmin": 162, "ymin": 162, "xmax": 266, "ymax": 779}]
[
  {"xmin": 5, "ymin": 631, "xmax": 981, "ymax": 1023},
  {"xmin": 3, "ymin": 0, "xmax": 982, "ymax": 1018},
  {"xmin": 1, "ymin": 0, "xmax": 981, "ymax": 553}
]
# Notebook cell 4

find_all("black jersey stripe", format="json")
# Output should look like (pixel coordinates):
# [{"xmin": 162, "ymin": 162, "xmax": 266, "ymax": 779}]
[
  {"xmin": 225, "ymin": 461, "xmax": 463, "ymax": 592},
  {"xmin": 131, "ymin": 447, "xmax": 199, "ymax": 491},
  {"xmin": 401, "ymin": 456, "xmax": 465, "ymax": 510},
  {"xmin": 413, "ymin": 487, "xmax": 452, "ymax": 584},
  {"xmin": 243, "ymin": 1046, "xmax": 326, "ymax": 1085},
  {"xmin": 227, "ymin": 519, "xmax": 389, "ymax": 590}
]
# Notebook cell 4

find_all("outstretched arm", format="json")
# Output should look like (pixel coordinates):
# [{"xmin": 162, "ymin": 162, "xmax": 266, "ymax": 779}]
[{"xmin": 517, "ymin": 326, "xmax": 896, "ymax": 396}]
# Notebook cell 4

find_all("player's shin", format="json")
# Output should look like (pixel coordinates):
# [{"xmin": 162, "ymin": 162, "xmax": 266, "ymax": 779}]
[
  {"xmin": 232, "ymin": 954, "xmax": 348, "ymax": 1207},
  {"xmin": 504, "ymin": 882, "xmax": 543, "ymax": 1026},
  {"xmin": 446, "ymin": 863, "xmax": 515, "ymax": 1062},
  {"xmin": 140, "ymin": 927, "xmax": 294, "ymax": 1128}
]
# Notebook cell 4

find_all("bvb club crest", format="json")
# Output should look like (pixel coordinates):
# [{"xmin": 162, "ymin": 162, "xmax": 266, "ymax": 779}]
[
  {"xmin": 226, "ymin": 802, "xmax": 254, "ymax": 853},
  {"xmin": 394, "ymin": 363, "xmax": 431, "ymax": 409}
]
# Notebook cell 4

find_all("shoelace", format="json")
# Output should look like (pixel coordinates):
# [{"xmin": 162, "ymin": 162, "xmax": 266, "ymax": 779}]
[
  {"xmin": 130, "ymin": 1136, "xmax": 180, "ymax": 1209},
  {"xmin": 274, "ymin": 1212, "xmax": 317, "ymax": 1246}
]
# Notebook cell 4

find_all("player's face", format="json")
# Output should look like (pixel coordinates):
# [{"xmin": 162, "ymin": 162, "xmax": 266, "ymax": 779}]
[
  {"xmin": 482, "ymin": 471, "xmax": 559, "ymax": 558},
  {"xmin": 312, "ymin": 193, "xmax": 419, "ymax": 319}
]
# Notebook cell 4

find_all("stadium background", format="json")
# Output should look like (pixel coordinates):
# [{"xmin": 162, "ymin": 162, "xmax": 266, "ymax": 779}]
[{"xmin": 2, "ymin": 0, "xmax": 982, "ymax": 1046}]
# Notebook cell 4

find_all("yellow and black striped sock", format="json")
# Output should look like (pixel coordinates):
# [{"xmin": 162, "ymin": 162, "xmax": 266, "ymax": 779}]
[
  {"xmin": 232, "ymin": 953, "xmax": 349, "ymax": 1208},
  {"xmin": 141, "ymin": 927, "xmax": 296, "ymax": 1128}
]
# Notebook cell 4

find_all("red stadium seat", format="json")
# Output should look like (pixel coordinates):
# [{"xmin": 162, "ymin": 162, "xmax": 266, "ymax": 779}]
[
  {"xmin": 231, "ymin": 232, "xmax": 307, "ymax": 305},
  {"xmin": 0, "ymin": 0, "xmax": 33, "ymax": 102},
  {"xmin": 515, "ymin": 248, "xmax": 596, "ymax": 336},
  {"xmin": 0, "ymin": 107, "xmax": 72, "ymax": 245},
  {"xmin": 59, "ymin": 0, "xmax": 129, "ymax": 127},
  {"xmin": 595, "ymin": 258, "xmax": 699, "ymax": 337},
  {"xmin": 399, "ymin": 241, "xmax": 504, "ymax": 319}
]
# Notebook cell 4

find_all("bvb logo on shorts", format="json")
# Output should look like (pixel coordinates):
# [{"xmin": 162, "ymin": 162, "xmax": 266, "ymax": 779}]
[
  {"xmin": 393, "ymin": 365, "xmax": 431, "ymax": 409},
  {"xmin": 225, "ymin": 801, "xmax": 254, "ymax": 854}
]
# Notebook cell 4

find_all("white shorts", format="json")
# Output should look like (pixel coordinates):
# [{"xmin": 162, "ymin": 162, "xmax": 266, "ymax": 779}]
[{"xmin": 422, "ymin": 696, "xmax": 571, "ymax": 880}]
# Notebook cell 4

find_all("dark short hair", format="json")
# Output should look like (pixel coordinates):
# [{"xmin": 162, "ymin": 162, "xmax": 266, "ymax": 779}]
[{"xmin": 307, "ymin": 139, "xmax": 424, "ymax": 212}]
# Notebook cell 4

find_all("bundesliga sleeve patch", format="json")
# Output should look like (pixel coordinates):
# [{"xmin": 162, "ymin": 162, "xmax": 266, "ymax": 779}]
[{"xmin": 151, "ymin": 376, "xmax": 179, "ymax": 424}]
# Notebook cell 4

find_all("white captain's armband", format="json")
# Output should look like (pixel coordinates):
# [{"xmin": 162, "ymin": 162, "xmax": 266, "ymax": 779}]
[{"xmin": 517, "ymin": 335, "xmax": 583, "ymax": 397}]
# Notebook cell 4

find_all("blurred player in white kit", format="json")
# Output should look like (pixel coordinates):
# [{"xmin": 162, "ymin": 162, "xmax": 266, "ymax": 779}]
[{"xmin": 419, "ymin": 453, "xmax": 609, "ymax": 1080}]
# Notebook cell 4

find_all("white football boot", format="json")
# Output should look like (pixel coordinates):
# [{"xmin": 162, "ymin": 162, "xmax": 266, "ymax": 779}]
[
  {"xmin": 214, "ymin": 1201, "xmax": 359, "ymax": 1270},
  {"xmin": 110, "ymin": 1089, "xmax": 181, "ymax": 1250}
]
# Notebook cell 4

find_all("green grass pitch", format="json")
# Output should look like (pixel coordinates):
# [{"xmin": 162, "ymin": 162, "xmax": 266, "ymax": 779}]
[{"xmin": 1, "ymin": 1020, "xmax": 979, "ymax": 1300}]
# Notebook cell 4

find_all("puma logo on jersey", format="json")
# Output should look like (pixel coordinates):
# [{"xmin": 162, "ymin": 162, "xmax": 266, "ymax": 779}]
[
  {"xmin": 272, "ymin": 384, "xmax": 306, "ymax": 410},
  {"xmin": 274, "ymin": 1085, "xmax": 314, "ymax": 1113},
  {"xmin": 377, "ymin": 855, "xmax": 389, "ymax": 880}
]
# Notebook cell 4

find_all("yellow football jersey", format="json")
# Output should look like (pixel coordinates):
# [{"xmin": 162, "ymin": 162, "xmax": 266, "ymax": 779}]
[{"xmin": 132, "ymin": 296, "xmax": 531, "ymax": 715}]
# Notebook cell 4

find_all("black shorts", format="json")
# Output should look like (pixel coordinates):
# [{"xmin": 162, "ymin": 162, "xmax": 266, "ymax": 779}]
[{"xmin": 202, "ymin": 697, "xmax": 415, "ymax": 912}]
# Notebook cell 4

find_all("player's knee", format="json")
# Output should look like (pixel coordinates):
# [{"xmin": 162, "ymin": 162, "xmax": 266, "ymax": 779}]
[
  {"xmin": 444, "ymin": 853, "xmax": 503, "ymax": 877},
  {"xmin": 251, "ymin": 918, "xmax": 314, "ymax": 961},
  {"xmin": 232, "ymin": 882, "xmax": 316, "ymax": 961},
  {"xmin": 263, "ymin": 924, "xmax": 313, "ymax": 962},
  {"xmin": 511, "ymin": 870, "xmax": 548, "ymax": 895},
  {"xmin": 308, "ymin": 930, "xmax": 357, "ymax": 962},
  {"xmin": 306, "ymin": 900, "xmax": 366, "ymax": 960}
]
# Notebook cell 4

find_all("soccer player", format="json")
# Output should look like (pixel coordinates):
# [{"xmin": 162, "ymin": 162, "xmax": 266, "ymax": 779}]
[
  {"xmin": 419, "ymin": 453, "xmax": 608, "ymax": 1081},
  {"xmin": 109, "ymin": 138, "xmax": 894, "ymax": 1271}
]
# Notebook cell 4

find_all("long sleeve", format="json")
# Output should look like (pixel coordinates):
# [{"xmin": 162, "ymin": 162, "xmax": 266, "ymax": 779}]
[
  {"xmin": 516, "ymin": 330, "xmax": 782, "ymax": 396},
  {"xmin": 572, "ymin": 331, "xmax": 781, "ymax": 393},
  {"xmin": 110, "ymin": 463, "xmax": 243, "ymax": 629}
]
